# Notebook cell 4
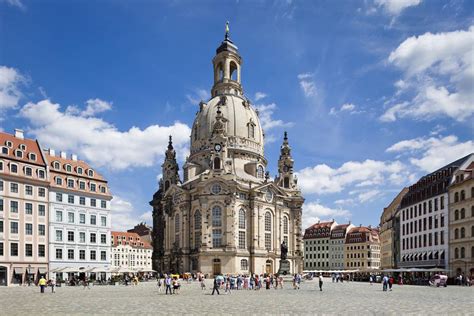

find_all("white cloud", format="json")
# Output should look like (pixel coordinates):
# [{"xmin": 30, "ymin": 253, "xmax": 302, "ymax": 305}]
[
  {"xmin": 81, "ymin": 98, "xmax": 112, "ymax": 117},
  {"xmin": 186, "ymin": 88, "xmax": 210, "ymax": 105},
  {"xmin": 254, "ymin": 92, "xmax": 267, "ymax": 101},
  {"xmin": 297, "ymin": 159, "xmax": 407, "ymax": 195},
  {"xmin": 302, "ymin": 202, "xmax": 351, "ymax": 229},
  {"xmin": 254, "ymin": 103, "xmax": 293, "ymax": 131},
  {"xmin": 358, "ymin": 189, "xmax": 381, "ymax": 203},
  {"xmin": 20, "ymin": 99, "xmax": 191, "ymax": 170},
  {"xmin": 386, "ymin": 134, "xmax": 474, "ymax": 172},
  {"xmin": 297, "ymin": 73, "xmax": 317, "ymax": 98},
  {"xmin": 375, "ymin": 0, "xmax": 421, "ymax": 16},
  {"xmin": 3, "ymin": 0, "xmax": 25, "ymax": 10},
  {"xmin": 381, "ymin": 26, "xmax": 474, "ymax": 122},
  {"xmin": 329, "ymin": 103, "xmax": 358, "ymax": 115},
  {"xmin": 0, "ymin": 66, "xmax": 25, "ymax": 119},
  {"xmin": 111, "ymin": 196, "xmax": 151, "ymax": 231}
]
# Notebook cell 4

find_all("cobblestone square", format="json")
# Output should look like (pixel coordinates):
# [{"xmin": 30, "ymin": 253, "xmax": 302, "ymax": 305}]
[{"xmin": 1, "ymin": 278, "xmax": 473, "ymax": 315}]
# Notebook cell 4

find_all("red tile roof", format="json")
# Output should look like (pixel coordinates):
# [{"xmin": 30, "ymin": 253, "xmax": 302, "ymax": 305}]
[
  {"xmin": 111, "ymin": 231, "xmax": 152, "ymax": 249},
  {"xmin": 0, "ymin": 131, "xmax": 46, "ymax": 166}
]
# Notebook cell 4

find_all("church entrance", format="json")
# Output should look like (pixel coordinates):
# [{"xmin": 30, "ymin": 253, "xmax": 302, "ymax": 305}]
[
  {"xmin": 213, "ymin": 258, "xmax": 221, "ymax": 276},
  {"xmin": 265, "ymin": 260, "xmax": 273, "ymax": 275}
]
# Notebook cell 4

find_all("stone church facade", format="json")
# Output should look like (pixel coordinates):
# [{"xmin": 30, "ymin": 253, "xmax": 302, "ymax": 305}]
[{"xmin": 150, "ymin": 28, "xmax": 304, "ymax": 276}]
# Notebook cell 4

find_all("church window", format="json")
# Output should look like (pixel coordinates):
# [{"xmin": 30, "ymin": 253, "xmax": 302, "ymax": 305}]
[
  {"xmin": 194, "ymin": 210, "xmax": 201, "ymax": 230},
  {"xmin": 175, "ymin": 214, "xmax": 180, "ymax": 233},
  {"xmin": 284, "ymin": 177, "xmax": 290, "ymax": 188},
  {"xmin": 240, "ymin": 259, "xmax": 248, "ymax": 270},
  {"xmin": 211, "ymin": 183, "xmax": 222, "ymax": 195},
  {"xmin": 248, "ymin": 124, "xmax": 255, "ymax": 139},
  {"xmin": 239, "ymin": 231, "xmax": 246, "ymax": 249},
  {"xmin": 164, "ymin": 180, "xmax": 170, "ymax": 191},
  {"xmin": 212, "ymin": 205, "xmax": 222, "ymax": 227},
  {"xmin": 239, "ymin": 209, "xmax": 246, "ymax": 229},
  {"xmin": 214, "ymin": 157, "xmax": 221, "ymax": 170},
  {"xmin": 283, "ymin": 216, "xmax": 289, "ymax": 234},
  {"xmin": 230, "ymin": 61, "xmax": 238, "ymax": 81},
  {"xmin": 265, "ymin": 233, "xmax": 271, "ymax": 250},
  {"xmin": 212, "ymin": 229, "xmax": 222, "ymax": 247},
  {"xmin": 257, "ymin": 165, "xmax": 264, "ymax": 179},
  {"xmin": 264, "ymin": 211, "xmax": 272, "ymax": 232},
  {"xmin": 193, "ymin": 126, "xmax": 198, "ymax": 141}
]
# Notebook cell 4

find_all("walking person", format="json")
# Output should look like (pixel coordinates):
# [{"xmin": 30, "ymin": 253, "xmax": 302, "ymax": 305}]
[
  {"xmin": 225, "ymin": 278, "xmax": 231, "ymax": 294},
  {"xmin": 212, "ymin": 276, "xmax": 220, "ymax": 295},
  {"xmin": 50, "ymin": 276, "xmax": 56, "ymax": 293},
  {"xmin": 157, "ymin": 277, "xmax": 163, "ymax": 293},
  {"xmin": 382, "ymin": 275, "xmax": 388, "ymax": 292},
  {"xmin": 38, "ymin": 276, "xmax": 46, "ymax": 293},
  {"xmin": 389, "ymin": 275, "xmax": 394, "ymax": 291},
  {"xmin": 319, "ymin": 274, "xmax": 323, "ymax": 291},
  {"xmin": 369, "ymin": 275, "xmax": 373, "ymax": 285}
]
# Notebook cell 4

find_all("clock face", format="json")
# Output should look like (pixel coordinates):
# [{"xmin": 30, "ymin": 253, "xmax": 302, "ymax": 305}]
[
  {"xmin": 214, "ymin": 144, "xmax": 222, "ymax": 152},
  {"xmin": 265, "ymin": 189, "xmax": 273, "ymax": 202}
]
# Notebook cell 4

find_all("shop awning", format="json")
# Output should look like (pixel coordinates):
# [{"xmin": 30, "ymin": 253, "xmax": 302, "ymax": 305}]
[
  {"xmin": 38, "ymin": 268, "xmax": 47, "ymax": 274},
  {"xmin": 26, "ymin": 267, "xmax": 35, "ymax": 274},
  {"xmin": 13, "ymin": 268, "xmax": 23, "ymax": 274},
  {"xmin": 427, "ymin": 251, "xmax": 432, "ymax": 257},
  {"xmin": 402, "ymin": 255, "xmax": 406, "ymax": 261},
  {"xmin": 439, "ymin": 250, "xmax": 444, "ymax": 256}
]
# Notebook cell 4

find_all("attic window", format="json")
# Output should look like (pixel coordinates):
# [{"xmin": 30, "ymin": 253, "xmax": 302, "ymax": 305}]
[
  {"xmin": 88, "ymin": 169, "xmax": 94, "ymax": 177},
  {"xmin": 1, "ymin": 147, "xmax": 8, "ymax": 155},
  {"xmin": 15, "ymin": 150, "xmax": 23, "ymax": 158},
  {"xmin": 77, "ymin": 167, "xmax": 83, "ymax": 174},
  {"xmin": 65, "ymin": 164, "xmax": 72, "ymax": 172},
  {"xmin": 29, "ymin": 153, "xmax": 37, "ymax": 161},
  {"xmin": 5, "ymin": 141, "xmax": 12, "ymax": 148},
  {"xmin": 53, "ymin": 161, "xmax": 60, "ymax": 169},
  {"xmin": 19, "ymin": 144, "xmax": 26, "ymax": 151}
]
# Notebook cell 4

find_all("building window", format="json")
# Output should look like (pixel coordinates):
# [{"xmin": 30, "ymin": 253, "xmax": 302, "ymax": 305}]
[
  {"xmin": 91, "ymin": 198, "xmax": 96, "ymax": 207},
  {"xmin": 10, "ymin": 183, "xmax": 18, "ymax": 193},
  {"xmin": 265, "ymin": 211, "xmax": 272, "ymax": 232},
  {"xmin": 25, "ymin": 203, "xmax": 33, "ymax": 215},
  {"xmin": 212, "ymin": 229, "xmax": 222, "ymax": 247},
  {"xmin": 38, "ymin": 224, "xmax": 45, "ymax": 236},
  {"xmin": 0, "ymin": 220, "xmax": 3, "ymax": 233},
  {"xmin": 38, "ymin": 187, "xmax": 46, "ymax": 197},
  {"xmin": 10, "ymin": 221, "xmax": 18, "ymax": 234},
  {"xmin": 455, "ymin": 228, "xmax": 459, "ymax": 239},
  {"xmin": 241, "ymin": 259, "xmax": 248, "ymax": 270},
  {"xmin": 239, "ymin": 230, "xmax": 246, "ymax": 249},
  {"xmin": 10, "ymin": 164, "xmax": 18, "ymax": 173},
  {"xmin": 56, "ymin": 177, "xmax": 62, "ymax": 186},
  {"xmin": 79, "ymin": 232, "xmax": 85, "ymax": 243},
  {"xmin": 67, "ymin": 179, "xmax": 74, "ymax": 188},
  {"xmin": 79, "ymin": 181, "xmax": 85, "ymax": 190},
  {"xmin": 257, "ymin": 165, "xmax": 264, "ymax": 178},
  {"xmin": 90, "ymin": 233, "xmax": 96, "ymax": 243},
  {"xmin": 213, "ymin": 157, "xmax": 221, "ymax": 170},
  {"xmin": 11, "ymin": 243, "xmax": 18, "ymax": 256},
  {"xmin": 461, "ymin": 208, "xmax": 465, "ymax": 219},
  {"xmin": 239, "ymin": 208, "xmax": 246, "ymax": 229},
  {"xmin": 265, "ymin": 233, "xmax": 271, "ymax": 250},
  {"xmin": 283, "ymin": 216, "xmax": 289, "ymax": 234},
  {"xmin": 25, "ymin": 185, "xmax": 33, "ymax": 195},
  {"xmin": 101, "ymin": 200, "xmax": 106, "ymax": 209},
  {"xmin": 53, "ymin": 161, "xmax": 60, "ymax": 169},
  {"xmin": 101, "ymin": 234, "xmax": 106, "ymax": 244},
  {"xmin": 211, "ymin": 183, "xmax": 222, "ymax": 194},
  {"xmin": 68, "ymin": 231, "xmax": 74, "ymax": 242},
  {"xmin": 460, "ymin": 227, "xmax": 465, "ymax": 238},
  {"xmin": 90, "ymin": 215, "xmax": 96, "ymax": 225},
  {"xmin": 212, "ymin": 205, "xmax": 222, "ymax": 227},
  {"xmin": 56, "ymin": 211, "xmax": 63, "ymax": 222},
  {"xmin": 248, "ymin": 123, "xmax": 255, "ymax": 139},
  {"xmin": 79, "ymin": 213, "xmax": 86, "ymax": 224},
  {"xmin": 68, "ymin": 212, "xmax": 74, "ymax": 223},
  {"xmin": 38, "ymin": 169, "xmax": 45, "ymax": 179},
  {"xmin": 38, "ymin": 244, "xmax": 45, "ymax": 257},
  {"xmin": 56, "ymin": 249, "xmax": 62, "ymax": 259},
  {"xmin": 90, "ymin": 250, "xmax": 96, "ymax": 260},
  {"xmin": 79, "ymin": 250, "xmax": 85, "ymax": 260},
  {"xmin": 56, "ymin": 193, "xmax": 62, "ymax": 202},
  {"xmin": 79, "ymin": 197, "xmax": 85, "ymax": 205},
  {"xmin": 25, "ymin": 223, "xmax": 33, "ymax": 235},
  {"xmin": 56, "ymin": 230, "xmax": 63, "ymax": 242},
  {"xmin": 101, "ymin": 251, "xmax": 107, "ymax": 261},
  {"xmin": 68, "ymin": 249, "xmax": 74, "ymax": 260},
  {"xmin": 88, "ymin": 169, "xmax": 94, "ymax": 177},
  {"xmin": 90, "ymin": 183, "xmax": 96, "ymax": 192},
  {"xmin": 101, "ymin": 216, "xmax": 106, "ymax": 227},
  {"xmin": 175, "ymin": 214, "xmax": 180, "ymax": 232}
]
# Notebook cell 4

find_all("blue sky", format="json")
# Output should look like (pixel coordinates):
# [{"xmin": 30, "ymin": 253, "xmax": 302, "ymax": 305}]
[{"xmin": 1, "ymin": 0, "xmax": 473, "ymax": 230}]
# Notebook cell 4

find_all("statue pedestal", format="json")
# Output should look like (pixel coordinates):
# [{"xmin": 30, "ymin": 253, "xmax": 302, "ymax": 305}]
[{"xmin": 277, "ymin": 259, "xmax": 291, "ymax": 276}]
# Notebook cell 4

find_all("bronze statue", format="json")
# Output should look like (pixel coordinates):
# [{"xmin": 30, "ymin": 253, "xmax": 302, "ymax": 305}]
[{"xmin": 281, "ymin": 241, "xmax": 288, "ymax": 260}]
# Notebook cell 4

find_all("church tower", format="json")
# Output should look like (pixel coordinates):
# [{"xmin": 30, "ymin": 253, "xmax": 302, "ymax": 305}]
[
  {"xmin": 162, "ymin": 136, "xmax": 180, "ymax": 191},
  {"xmin": 276, "ymin": 131, "xmax": 297, "ymax": 190}
]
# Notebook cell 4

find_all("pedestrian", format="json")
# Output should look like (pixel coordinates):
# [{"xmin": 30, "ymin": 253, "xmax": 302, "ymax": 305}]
[
  {"xmin": 38, "ymin": 276, "xmax": 46, "ymax": 293},
  {"xmin": 319, "ymin": 274, "xmax": 323, "ymax": 291},
  {"xmin": 50, "ymin": 276, "xmax": 56, "ymax": 293},
  {"xmin": 200, "ymin": 276, "xmax": 206, "ymax": 290},
  {"xmin": 225, "ymin": 278, "xmax": 231, "ymax": 294},
  {"xmin": 389, "ymin": 276, "xmax": 394, "ymax": 291},
  {"xmin": 157, "ymin": 277, "xmax": 163, "ymax": 292},
  {"xmin": 165, "ymin": 275, "xmax": 172, "ymax": 295},
  {"xmin": 212, "ymin": 276, "xmax": 220, "ymax": 295},
  {"xmin": 83, "ymin": 276, "xmax": 91, "ymax": 290},
  {"xmin": 369, "ymin": 275, "xmax": 373, "ymax": 285},
  {"xmin": 382, "ymin": 275, "xmax": 388, "ymax": 292}
]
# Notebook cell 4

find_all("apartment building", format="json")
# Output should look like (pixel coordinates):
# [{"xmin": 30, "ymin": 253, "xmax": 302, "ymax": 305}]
[
  {"xmin": 303, "ymin": 221, "xmax": 337, "ymax": 270},
  {"xmin": 329, "ymin": 223, "xmax": 354, "ymax": 270},
  {"xmin": 344, "ymin": 226, "xmax": 380, "ymax": 270},
  {"xmin": 111, "ymin": 231, "xmax": 152, "ymax": 271}
]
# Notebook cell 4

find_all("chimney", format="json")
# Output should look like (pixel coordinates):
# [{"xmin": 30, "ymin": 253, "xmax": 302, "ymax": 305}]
[
  {"xmin": 368, "ymin": 225, "xmax": 372, "ymax": 229},
  {"xmin": 72, "ymin": 154, "xmax": 77, "ymax": 161},
  {"xmin": 60, "ymin": 151, "xmax": 67, "ymax": 159},
  {"xmin": 359, "ymin": 224, "xmax": 362, "ymax": 227},
  {"xmin": 49, "ymin": 149, "xmax": 55, "ymax": 157},
  {"xmin": 14, "ymin": 129, "xmax": 24, "ymax": 139}
]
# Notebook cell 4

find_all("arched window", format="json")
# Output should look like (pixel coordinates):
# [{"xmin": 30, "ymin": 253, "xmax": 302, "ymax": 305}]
[
  {"xmin": 460, "ymin": 227, "xmax": 465, "ymax": 238},
  {"xmin": 218, "ymin": 63, "xmax": 224, "ymax": 81},
  {"xmin": 53, "ymin": 161, "xmax": 60, "ymax": 169},
  {"xmin": 284, "ymin": 177, "xmax": 290, "ymax": 188},
  {"xmin": 265, "ymin": 212, "xmax": 272, "ymax": 232},
  {"xmin": 212, "ymin": 205, "xmax": 222, "ymax": 227},
  {"xmin": 240, "ymin": 259, "xmax": 248, "ymax": 270},
  {"xmin": 454, "ymin": 192, "xmax": 459, "ymax": 202},
  {"xmin": 214, "ymin": 157, "xmax": 221, "ymax": 170},
  {"xmin": 454, "ymin": 228, "xmax": 459, "ymax": 239},
  {"xmin": 257, "ymin": 165, "xmax": 264, "ymax": 179},
  {"xmin": 460, "ymin": 247, "xmax": 465, "ymax": 258},
  {"xmin": 230, "ymin": 61, "xmax": 238, "ymax": 81},
  {"xmin": 239, "ymin": 209, "xmax": 246, "ymax": 229},
  {"xmin": 194, "ymin": 210, "xmax": 201, "ymax": 248},
  {"xmin": 164, "ymin": 180, "xmax": 170, "ymax": 191},
  {"xmin": 175, "ymin": 214, "xmax": 180, "ymax": 232},
  {"xmin": 460, "ymin": 208, "xmax": 465, "ymax": 219},
  {"xmin": 455, "ymin": 210, "xmax": 459, "ymax": 220},
  {"xmin": 460, "ymin": 190, "xmax": 465, "ymax": 200},
  {"xmin": 283, "ymin": 216, "xmax": 289, "ymax": 234},
  {"xmin": 248, "ymin": 123, "xmax": 255, "ymax": 139}
]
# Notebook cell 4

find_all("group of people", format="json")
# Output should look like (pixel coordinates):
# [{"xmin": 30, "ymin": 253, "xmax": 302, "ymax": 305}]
[
  {"xmin": 209, "ymin": 274, "xmax": 285, "ymax": 295},
  {"xmin": 38, "ymin": 276, "xmax": 56, "ymax": 293},
  {"xmin": 381, "ymin": 275, "xmax": 395, "ymax": 291},
  {"xmin": 455, "ymin": 273, "xmax": 472, "ymax": 286},
  {"xmin": 157, "ymin": 274, "xmax": 181, "ymax": 294}
]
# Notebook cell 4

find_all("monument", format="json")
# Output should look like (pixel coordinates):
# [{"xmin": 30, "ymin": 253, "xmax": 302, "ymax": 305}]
[{"xmin": 277, "ymin": 241, "xmax": 291, "ymax": 275}]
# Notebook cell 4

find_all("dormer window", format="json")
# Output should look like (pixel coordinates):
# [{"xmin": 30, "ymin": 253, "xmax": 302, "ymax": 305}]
[
  {"xmin": 77, "ymin": 167, "xmax": 83, "ymax": 174},
  {"xmin": 29, "ymin": 153, "xmax": 36, "ymax": 161},
  {"xmin": 38, "ymin": 169, "xmax": 45, "ymax": 179},
  {"xmin": 24, "ymin": 167, "xmax": 32, "ymax": 177},
  {"xmin": 247, "ymin": 121, "xmax": 256, "ymax": 139},
  {"xmin": 79, "ymin": 181, "xmax": 86, "ymax": 190},
  {"xmin": 53, "ymin": 161, "xmax": 60, "ymax": 169},
  {"xmin": 10, "ymin": 163, "xmax": 18, "ymax": 173},
  {"xmin": 67, "ymin": 179, "xmax": 74, "ymax": 188},
  {"xmin": 5, "ymin": 141, "xmax": 12, "ymax": 148},
  {"xmin": 90, "ymin": 183, "xmax": 96, "ymax": 192},
  {"xmin": 15, "ymin": 150, "xmax": 23, "ymax": 158},
  {"xmin": 19, "ymin": 144, "xmax": 26, "ymax": 151},
  {"xmin": 100, "ymin": 186, "xmax": 106, "ymax": 193},
  {"xmin": 1, "ymin": 147, "xmax": 8, "ymax": 155},
  {"xmin": 65, "ymin": 164, "xmax": 72, "ymax": 172},
  {"xmin": 88, "ymin": 169, "xmax": 94, "ymax": 177},
  {"xmin": 56, "ymin": 177, "xmax": 63, "ymax": 186}
]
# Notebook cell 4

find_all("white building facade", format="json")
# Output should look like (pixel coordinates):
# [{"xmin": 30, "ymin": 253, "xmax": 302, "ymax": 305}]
[
  {"xmin": 46, "ymin": 150, "xmax": 112, "ymax": 280},
  {"xmin": 111, "ymin": 232, "xmax": 152, "ymax": 271},
  {"xmin": 303, "ymin": 221, "xmax": 337, "ymax": 271},
  {"xmin": 329, "ymin": 223, "xmax": 354, "ymax": 270}
]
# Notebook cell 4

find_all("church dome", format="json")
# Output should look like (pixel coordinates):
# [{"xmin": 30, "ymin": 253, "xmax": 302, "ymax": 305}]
[{"xmin": 190, "ymin": 94, "xmax": 264, "ymax": 158}]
